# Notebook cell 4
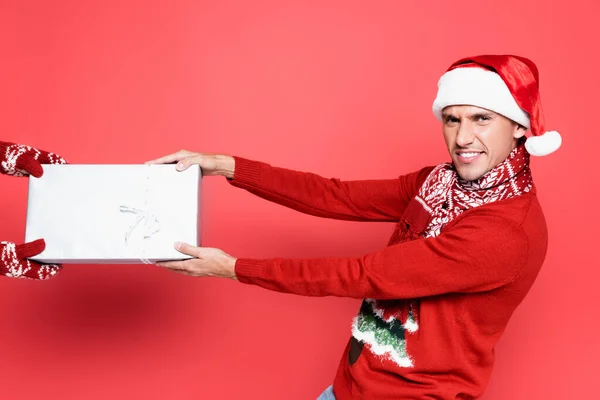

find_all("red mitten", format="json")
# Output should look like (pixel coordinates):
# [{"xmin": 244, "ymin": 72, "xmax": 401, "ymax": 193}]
[
  {"xmin": 0, "ymin": 239, "xmax": 60, "ymax": 279},
  {"xmin": 1, "ymin": 141, "xmax": 66, "ymax": 279},
  {"xmin": 0, "ymin": 141, "xmax": 67, "ymax": 178}
]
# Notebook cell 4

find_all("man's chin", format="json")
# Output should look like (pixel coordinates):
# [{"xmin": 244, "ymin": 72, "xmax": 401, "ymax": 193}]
[{"xmin": 455, "ymin": 166, "xmax": 486, "ymax": 182}]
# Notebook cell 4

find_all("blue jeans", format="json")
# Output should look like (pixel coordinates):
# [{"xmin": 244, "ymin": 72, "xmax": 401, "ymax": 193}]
[{"xmin": 316, "ymin": 385, "xmax": 336, "ymax": 400}]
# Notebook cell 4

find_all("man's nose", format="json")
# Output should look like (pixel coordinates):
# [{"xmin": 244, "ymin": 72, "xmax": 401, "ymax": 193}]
[{"xmin": 456, "ymin": 122, "xmax": 475, "ymax": 147}]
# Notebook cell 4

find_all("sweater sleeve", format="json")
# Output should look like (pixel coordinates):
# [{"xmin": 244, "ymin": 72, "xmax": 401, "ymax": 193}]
[
  {"xmin": 234, "ymin": 213, "xmax": 529, "ymax": 299},
  {"xmin": 227, "ymin": 156, "xmax": 433, "ymax": 222}
]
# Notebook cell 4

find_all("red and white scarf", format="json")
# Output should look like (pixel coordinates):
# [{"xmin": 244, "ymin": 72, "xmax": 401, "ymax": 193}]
[{"xmin": 414, "ymin": 142, "xmax": 533, "ymax": 238}]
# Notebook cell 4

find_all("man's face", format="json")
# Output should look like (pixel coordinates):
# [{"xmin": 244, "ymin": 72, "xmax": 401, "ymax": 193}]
[{"xmin": 442, "ymin": 105, "xmax": 526, "ymax": 181}]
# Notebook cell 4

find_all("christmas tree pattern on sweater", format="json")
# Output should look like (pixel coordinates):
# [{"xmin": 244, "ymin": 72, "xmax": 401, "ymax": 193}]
[{"xmin": 352, "ymin": 298, "xmax": 419, "ymax": 367}]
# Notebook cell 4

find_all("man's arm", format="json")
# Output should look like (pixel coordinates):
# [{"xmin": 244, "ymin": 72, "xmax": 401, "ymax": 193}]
[
  {"xmin": 145, "ymin": 150, "xmax": 434, "ymax": 222},
  {"xmin": 233, "ymin": 212, "xmax": 529, "ymax": 299},
  {"xmin": 227, "ymin": 156, "xmax": 434, "ymax": 222}
]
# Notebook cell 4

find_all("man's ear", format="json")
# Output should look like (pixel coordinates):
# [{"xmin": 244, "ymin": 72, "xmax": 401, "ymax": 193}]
[{"xmin": 513, "ymin": 123, "xmax": 527, "ymax": 139}]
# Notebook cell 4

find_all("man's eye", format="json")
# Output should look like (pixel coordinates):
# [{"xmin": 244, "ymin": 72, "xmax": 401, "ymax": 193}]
[
  {"xmin": 476, "ymin": 115, "xmax": 490, "ymax": 121},
  {"xmin": 445, "ymin": 117, "xmax": 458, "ymax": 123}
]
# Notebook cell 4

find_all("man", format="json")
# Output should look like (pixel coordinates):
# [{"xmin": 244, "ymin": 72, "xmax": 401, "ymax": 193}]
[
  {"xmin": 0, "ymin": 141, "xmax": 65, "ymax": 280},
  {"xmin": 149, "ymin": 54, "xmax": 561, "ymax": 398}
]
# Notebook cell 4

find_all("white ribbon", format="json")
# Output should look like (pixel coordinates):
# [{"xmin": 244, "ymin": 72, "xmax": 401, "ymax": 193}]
[
  {"xmin": 118, "ymin": 165, "xmax": 163, "ymax": 264},
  {"xmin": 119, "ymin": 205, "xmax": 161, "ymax": 264}
]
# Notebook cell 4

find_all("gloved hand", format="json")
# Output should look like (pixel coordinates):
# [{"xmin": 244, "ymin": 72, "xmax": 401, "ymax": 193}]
[
  {"xmin": 0, "ymin": 141, "xmax": 67, "ymax": 279},
  {"xmin": 0, "ymin": 239, "xmax": 60, "ymax": 279},
  {"xmin": 0, "ymin": 140, "xmax": 66, "ymax": 177}
]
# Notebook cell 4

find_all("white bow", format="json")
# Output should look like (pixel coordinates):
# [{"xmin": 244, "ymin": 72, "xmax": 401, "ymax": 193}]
[{"xmin": 119, "ymin": 205, "xmax": 161, "ymax": 264}]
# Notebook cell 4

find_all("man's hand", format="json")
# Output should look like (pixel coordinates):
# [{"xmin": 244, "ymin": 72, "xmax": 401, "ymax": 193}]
[
  {"xmin": 145, "ymin": 150, "xmax": 235, "ymax": 179},
  {"xmin": 156, "ymin": 242, "xmax": 238, "ymax": 280},
  {"xmin": 0, "ymin": 239, "xmax": 60, "ymax": 280},
  {"xmin": 0, "ymin": 141, "xmax": 67, "ymax": 178}
]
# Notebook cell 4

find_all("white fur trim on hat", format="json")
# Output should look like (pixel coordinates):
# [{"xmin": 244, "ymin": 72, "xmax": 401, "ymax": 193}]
[
  {"xmin": 524, "ymin": 130, "xmax": 562, "ymax": 156},
  {"xmin": 432, "ymin": 67, "xmax": 530, "ymax": 128}
]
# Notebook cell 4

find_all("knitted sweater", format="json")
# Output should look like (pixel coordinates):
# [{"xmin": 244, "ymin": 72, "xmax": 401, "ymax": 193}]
[{"xmin": 229, "ymin": 156, "xmax": 548, "ymax": 399}]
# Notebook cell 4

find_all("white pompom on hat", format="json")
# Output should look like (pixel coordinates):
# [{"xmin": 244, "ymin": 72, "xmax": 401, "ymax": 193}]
[{"xmin": 432, "ymin": 54, "xmax": 561, "ymax": 156}]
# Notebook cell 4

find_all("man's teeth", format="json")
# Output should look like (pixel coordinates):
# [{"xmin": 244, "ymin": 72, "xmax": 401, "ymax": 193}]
[{"xmin": 460, "ymin": 152, "xmax": 480, "ymax": 157}]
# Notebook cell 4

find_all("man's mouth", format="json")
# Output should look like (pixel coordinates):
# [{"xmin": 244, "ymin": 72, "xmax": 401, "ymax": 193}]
[{"xmin": 456, "ymin": 151, "xmax": 484, "ymax": 164}]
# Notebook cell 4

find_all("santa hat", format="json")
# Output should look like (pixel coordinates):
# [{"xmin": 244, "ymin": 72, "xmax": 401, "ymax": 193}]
[{"xmin": 432, "ymin": 54, "xmax": 561, "ymax": 156}]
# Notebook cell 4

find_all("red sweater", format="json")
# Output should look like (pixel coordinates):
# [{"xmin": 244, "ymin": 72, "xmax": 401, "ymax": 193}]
[{"xmin": 229, "ymin": 156, "xmax": 548, "ymax": 399}]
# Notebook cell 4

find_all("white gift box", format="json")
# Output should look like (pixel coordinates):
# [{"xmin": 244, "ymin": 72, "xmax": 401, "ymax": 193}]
[{"xmin": 24, "ymin": 164, "xmax": 202, "ymax": 264}]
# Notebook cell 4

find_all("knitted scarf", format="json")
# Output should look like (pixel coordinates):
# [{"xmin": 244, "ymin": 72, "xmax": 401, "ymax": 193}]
[{"xmin": 405, "ymin": 141, "xmax": 533, "ymax": 239}]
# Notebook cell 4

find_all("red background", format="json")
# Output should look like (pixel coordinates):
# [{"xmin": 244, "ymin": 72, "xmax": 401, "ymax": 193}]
[{"xmin": 1, "ymin": 1, "xmax": 597, "ymax": 399}]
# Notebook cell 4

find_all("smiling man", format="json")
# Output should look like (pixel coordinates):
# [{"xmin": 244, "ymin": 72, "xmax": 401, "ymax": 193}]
[
  {"xmin": 149, "ymin": 54, "xmax": 561, "ymax": 399},
  {"xmin": 442, "ymin": 106, "xmax": 526, "ymax": 181}
]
